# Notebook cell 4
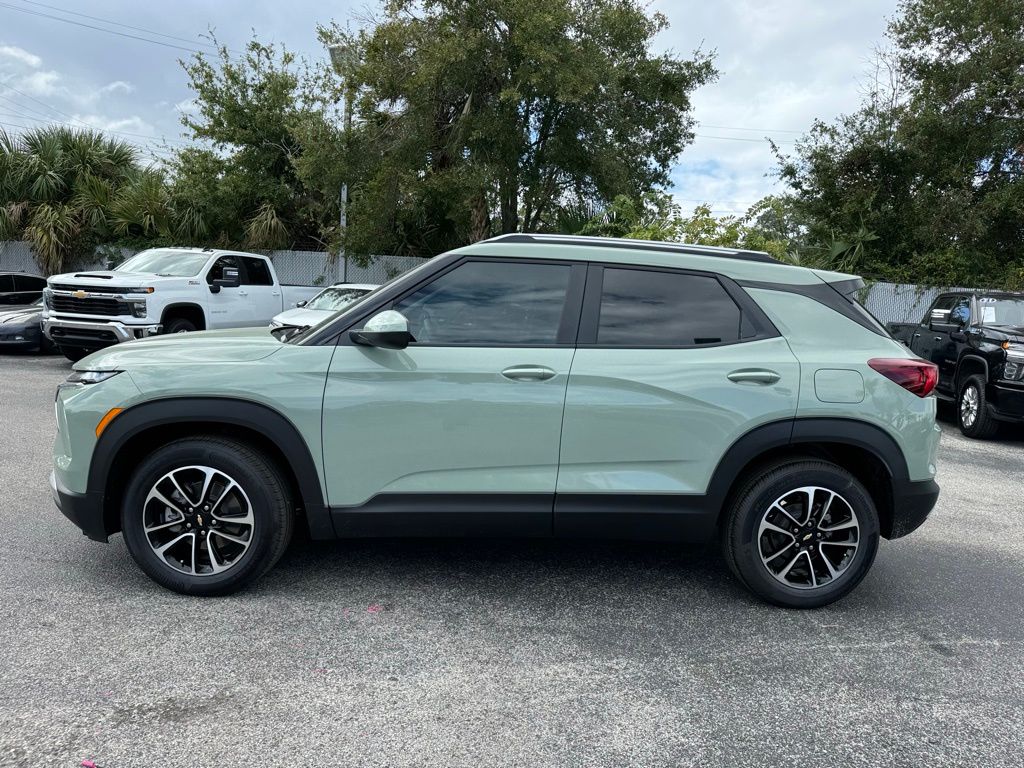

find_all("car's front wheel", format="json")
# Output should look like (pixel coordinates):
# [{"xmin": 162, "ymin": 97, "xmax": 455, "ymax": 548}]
[
  {"xmin": 957, "ymin": 374, "xmax": 999, "ymax": 439},
  {"xmin": 121, "ymin": 436, "xmax": 294, "ymax": 596},
  {"xmin": 58, "ymin": 345, "xmax": 93, "ymax": 362},
  {"xmin": 722, "ymin": 459, "xmax": 880, "ymax": 608}
]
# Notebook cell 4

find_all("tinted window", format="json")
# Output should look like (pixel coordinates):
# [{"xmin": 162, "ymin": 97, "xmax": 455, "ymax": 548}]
[
  {"xmin": 0, "ymin": 275, "xmax": 13, "ymax": 292},
  {"xmin": 14, "ymin": 275, "xmax": 45, "ymax": 291},
  {"xmin": 206, "ymin": 256, "xmax": 240, "ymax": 284},
  {"xmin": 924, "ymin": 295, "xmax": 957, "ymax": 325},
  {"xmin": 597, "ymin": 268, "xmax": 742, "ymax": 346},
  {"xmin": 394, "ymin": 261, "xmax": 571, "ymax": 345},
  {"xmin": 240, "ymin": 257, "xmax": 273, "ymax": 286}
]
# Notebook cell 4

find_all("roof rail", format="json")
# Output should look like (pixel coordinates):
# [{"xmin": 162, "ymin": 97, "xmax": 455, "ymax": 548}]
[{"xmin": 485, "ymin": 233, "xmax": 780, "ymax": 264}]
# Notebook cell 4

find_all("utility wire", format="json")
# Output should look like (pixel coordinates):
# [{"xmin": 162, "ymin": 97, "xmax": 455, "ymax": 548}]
[
  {"xmin": 0, "ymin": 1, "xmax": 209, "ymax": 54},
  {"xmin": 10, "ymin": 0, "xmax": 228, "ymax": 53},
  {"xmin": 700, "ymin": 123, "xmax": 804, "ymax": 134}
]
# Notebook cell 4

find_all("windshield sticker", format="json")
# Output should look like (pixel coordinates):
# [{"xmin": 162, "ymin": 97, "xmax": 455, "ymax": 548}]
[{"xmin": 981, "ymin": 306, "xmax": 996, "ymax": 323}]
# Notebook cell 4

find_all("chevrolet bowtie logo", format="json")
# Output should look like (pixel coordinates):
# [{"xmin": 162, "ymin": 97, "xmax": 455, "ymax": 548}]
[{"xmin": 72, "ymin": 290, "xmax": 88, "ymax": 299}]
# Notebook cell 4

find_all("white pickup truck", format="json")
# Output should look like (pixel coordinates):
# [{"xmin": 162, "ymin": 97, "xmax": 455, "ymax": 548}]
[{"xmin": 42, "ymin": 247, "xmax": 320, "ymax": 361}]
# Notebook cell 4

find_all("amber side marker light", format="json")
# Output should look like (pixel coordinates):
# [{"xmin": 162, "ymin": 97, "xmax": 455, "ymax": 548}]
[
  {"xmin": 95, "ymin": 407, "xmax": 124, "ymax": 437},
  {"xmin": 1002, "ymin": 341, "xmax": 1011, "ymax": 350}
]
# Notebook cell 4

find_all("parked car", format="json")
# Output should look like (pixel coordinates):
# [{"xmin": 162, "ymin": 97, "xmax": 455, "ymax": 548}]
[
  {"xmin": 889, "ymin": 291, "xmax": 1024, "ymax": 438},
  {"xmin": 0, "ymin": 298, "xmax": 54, "ymax": 353},
  {"xmin": 270, "ymin": 282, "xmax": 378, "ymax": 330},
  {"xmin": 0, "ymin": 271, "xmax": 46, "ymax": 306},
  {"xmin": 41, "ymin": 248, "xmax": 320, "ymax": 361},
  {"xmin": 51, "ymin": 234, "xmax": 940, "ymax": 607}
]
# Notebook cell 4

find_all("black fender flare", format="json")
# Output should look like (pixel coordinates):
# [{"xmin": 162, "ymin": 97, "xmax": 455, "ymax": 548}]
[
  {"xmin": 705, "ymin": 417, "xmax": 910, "ymax": 510},
  {"xmin": 90, "ymin": 397, "xmax": 330, "ymax": 538},
  {"xmin": 954, "ymin": 354, "xmax": 989, "ymax": 390}
]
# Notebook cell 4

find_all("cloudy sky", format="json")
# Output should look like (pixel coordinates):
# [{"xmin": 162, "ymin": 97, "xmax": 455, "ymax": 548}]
[{"xmin": 0, "ymin": 0, "xmax": 898, "ymax": 217}]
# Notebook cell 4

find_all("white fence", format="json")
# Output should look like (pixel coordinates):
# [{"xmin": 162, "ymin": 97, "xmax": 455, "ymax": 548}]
[
  {"xmin": 860, "ymin": 282, "xmax": 974, "ymax": 326},
  {"xmin": 0, "ymin": 241, "xmax": 427, "ymax": 287}
]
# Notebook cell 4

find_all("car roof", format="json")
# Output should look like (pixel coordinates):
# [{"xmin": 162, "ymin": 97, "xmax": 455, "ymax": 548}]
[{"xmin": 450, "ymin": 233, "xmax": 845, "ymax": 286}]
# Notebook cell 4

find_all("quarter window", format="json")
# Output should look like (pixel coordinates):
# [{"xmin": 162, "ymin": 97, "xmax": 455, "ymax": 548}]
[
  {"xmin": 596, "ymin": 268, "xmax": 742, "ymax": 346},
  {"xmin": 393, "ymin": 261, "xmax": 572, "ymax": 345}
]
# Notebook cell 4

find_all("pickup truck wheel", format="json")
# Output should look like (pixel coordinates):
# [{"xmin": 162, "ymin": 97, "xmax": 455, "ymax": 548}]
[
  {"xmin": 163, "ymin": 317, "xmax": 197, "ymax": 334},
  {"xmin": 722, "ymin": 459, "xmax": 880, "ymax": 608},
  {"xmin": 121, "ymin": 436, "xmax": 294, "ymax": 596},
  {"xmin": 957, "ymin": 374, "xmax": 999, "ymax": 439},
  {"xmin": 59, "ymin": 346, "xmax": 92, "ymax": 362}
]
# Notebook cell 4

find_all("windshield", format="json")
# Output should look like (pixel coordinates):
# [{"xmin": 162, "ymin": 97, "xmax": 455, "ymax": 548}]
[
  {"xmin": 978, "ymin": 297, "xmax": 1024, "ymax": 327},
  {"xmin": 116, "ymin": 249, "xmax": 210, "ymax": 277},
  {"xmin": 306, "ymin": 286, "xmax": 374, "ymax": 311}
]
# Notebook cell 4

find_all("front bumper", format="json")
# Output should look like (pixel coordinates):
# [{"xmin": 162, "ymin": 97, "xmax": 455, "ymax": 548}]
[
  {"xmin": 989, "ymin": 383, "xmax": 1024, "ymax": 423},
  {"xmin": 43, "ymin": 316, "xmax": 162, "ymax": 347},
  {"xmin": 50, "ymin": 470, "xmax": 109, "ymax": 542},
  {"xmin": 888, "ymin": 477, "xmax": 940, "ymax": 539}
]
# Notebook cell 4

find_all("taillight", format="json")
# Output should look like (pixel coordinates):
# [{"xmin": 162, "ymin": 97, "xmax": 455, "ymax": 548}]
[{"xmin": 868, "ymin": 358, "xmax": 938, "ymax": 397}]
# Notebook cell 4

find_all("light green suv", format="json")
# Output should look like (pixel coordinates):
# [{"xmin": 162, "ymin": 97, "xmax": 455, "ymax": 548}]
[{"xmin": 51, "ymin": 234, "xmax": 941, "ymax": 607}]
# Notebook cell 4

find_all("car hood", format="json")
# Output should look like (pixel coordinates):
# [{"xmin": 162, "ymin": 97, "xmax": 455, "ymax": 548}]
[
  {"xmin": 74, "ymin": 327, "xmax": 284, "ymax": 370},
  {"xmin": 272, "ymin": 306, "xmax": 335, "ymax": 327},
  {"xmin": 987, "ymin": 325, "xmax": 1024, "ymax": 343},
  {"xmin": 49, "ymin": 270, "xmax": 182, "ymax": 288},
  {"xmin": 0, "ymin": 304, "xmax": 42, "ymax": 324}
]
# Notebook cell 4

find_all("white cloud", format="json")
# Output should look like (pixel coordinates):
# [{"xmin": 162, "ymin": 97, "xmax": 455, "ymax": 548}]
[
  {"xmin": 72, "ymin": 113, "xmax": 154, "ymax": 136},
  {"xmin": 18, "ymin": 69, "xmax": 61, "ymax": 96},
  {"xmin": 0, "ymin": 44, "xmax": 41, "ymax": 68},
  {"xmin": 99, "ymin": 80, "xmax": 134, "ymax": 96}
]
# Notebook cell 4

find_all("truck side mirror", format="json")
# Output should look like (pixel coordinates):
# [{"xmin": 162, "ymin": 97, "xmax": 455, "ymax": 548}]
[{"xmin": 210, "ymin": 266, "xmax": 241, "ymax": 294}]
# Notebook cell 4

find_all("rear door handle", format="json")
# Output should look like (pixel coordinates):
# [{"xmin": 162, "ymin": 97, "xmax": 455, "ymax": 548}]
[
  {"xmin": 238, "ymin": 290, "xmax": 248, "ymax": 296},
  {"xmin": 727, "ymin": 369, "xmax": 781, "ymax": 385},
  {"xmin": 501, "ymin": 365, "xmax": 557, "ymax": 381}
]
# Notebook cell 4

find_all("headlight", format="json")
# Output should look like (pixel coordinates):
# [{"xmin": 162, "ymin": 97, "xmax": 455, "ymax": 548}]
[
  {"xmin": 128, "ymin": 298, "xmax": 147, "ymax": 318},
  {"xmin": 1002, "ymin": 344, "xmax": 1024, "ymax": 381},
  {"xmin": 66, "ymin": 370, "xmax": 122, "ymax": 385}
]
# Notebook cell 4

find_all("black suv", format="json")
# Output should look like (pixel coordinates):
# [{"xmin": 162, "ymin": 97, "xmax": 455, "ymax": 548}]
[{"xmin": 890, "ymin": 291, "xmax": 1024, "ymax": 437}]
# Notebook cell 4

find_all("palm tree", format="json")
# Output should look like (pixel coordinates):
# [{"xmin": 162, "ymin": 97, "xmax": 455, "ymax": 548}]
[{"xmin": 0, "ymin": 126, "xmax": 140, "ymax": 275}]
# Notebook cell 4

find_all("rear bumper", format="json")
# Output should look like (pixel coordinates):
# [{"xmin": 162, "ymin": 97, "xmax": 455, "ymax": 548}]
[
  {"xmin": 887, "ymin": 477, "xmax": 940, "ymax": 539},
  {"xmin": 43, "ymin": 316, "xmax": 161, "ymax": 347},
  {"xmin": 50, "ymin": 470, "xmax": 109, "ymax": 542}
]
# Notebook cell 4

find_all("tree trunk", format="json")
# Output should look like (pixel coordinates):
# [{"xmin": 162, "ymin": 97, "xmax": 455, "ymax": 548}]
[
  {"xmin": 499, "ymin": 172, "xmax": 519, "ymax": 233},
  {"xmin": 470, "ymin": 189, "xmax": 490, "ymax": 242}
]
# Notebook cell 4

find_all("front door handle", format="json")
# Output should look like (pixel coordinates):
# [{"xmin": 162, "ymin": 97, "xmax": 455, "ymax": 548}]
[
  {"xmin": 727, "ymin": 369, "xmax": 781, "ymax": 385},
  {"xmin": 501, "ymin": 365, "xmax": 557, "ymax": 381}
]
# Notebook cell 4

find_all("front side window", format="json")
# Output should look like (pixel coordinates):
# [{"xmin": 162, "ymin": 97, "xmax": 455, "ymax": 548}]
[
  {"xmin": 925, "ymin": 295, "xmax": 957, "ymax": 326},
  {"xmin": 393, "ymin": 260, "xmax": 572, "ymax": 345},
  {"xmin": 596, "ymin": 268, "xmax": 742, "ymax": 346},
  {"xmin": 206, "ymin": 256, "xmax": 240, "ymax": 285},
  {"xmin": 0, "ymin": 275, "xmax": 13, "ymax": 292},
  {"xmin": 14, "ymin": 275, "xmax": 46, "ymax": 291},
  {"xmin": 240, "ymin": 257, "xmax": 273, "ymax": 286}
]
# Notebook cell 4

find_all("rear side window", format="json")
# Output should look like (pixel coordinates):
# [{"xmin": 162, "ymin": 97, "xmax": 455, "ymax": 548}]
[
  {"xmin": 596, "ymin": 268, "xmax": 742, "ymax": 346},
  {"xmin": 240, "ymin": 257, "xmax": 273, "ymax": 286},
  {"xmin": 0, "ymin": 275, "xmax": 13, "ymax": 292}
]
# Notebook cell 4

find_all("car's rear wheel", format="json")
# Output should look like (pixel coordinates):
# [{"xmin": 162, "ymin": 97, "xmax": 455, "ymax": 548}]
[
  {"xmin": 722, "ymin": 459, "xmax": 880, "ymax": 608},
  {"xmin": 121, "ymin": 436, "xmax": 293, "ymax": 596},
  {"xmin": 957, "ymin": 374, "xmax": 999, "ymax": 439}
]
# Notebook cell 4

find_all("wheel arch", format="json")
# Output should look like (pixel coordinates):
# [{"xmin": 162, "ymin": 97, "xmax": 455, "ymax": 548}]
[
  {"xmin": 708, "ymin": 418, "xmax": 909, "ymax": 539},
  {"xmin": 160, "ymin": 302, "xmax": 207, "ymax": 331},
  {"xmin": 89, "ymin": 397, "xmax": 329, "ymax": 540},
  {"xmin": 955, "ymin": 354, "xmax": 988, "ymax": 389}
]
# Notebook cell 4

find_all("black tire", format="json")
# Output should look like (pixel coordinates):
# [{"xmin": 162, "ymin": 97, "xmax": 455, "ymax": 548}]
[
  {"xmin": 721, "ymin": 459, "xmax": 880, "ymax": 609},
  {"xmin": 163, "ymin": 317, "xmax": 198, "ymax": 334},
  {"xmin": 121, "ymin": 436, "xmax": 294, "ymax": 596},
  {"xmin": 59, "ymin": 346, "xmax": 92, "ymax": 362},
  {"xmin": 956, "ymin": 374, "xmax": 999, "ymax": 439}
]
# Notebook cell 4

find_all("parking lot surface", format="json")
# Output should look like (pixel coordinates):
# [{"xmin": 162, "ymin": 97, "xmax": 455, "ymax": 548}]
[{"xmin": 1, "ymin": 353, "xmax": 1022, "ymax": 767}]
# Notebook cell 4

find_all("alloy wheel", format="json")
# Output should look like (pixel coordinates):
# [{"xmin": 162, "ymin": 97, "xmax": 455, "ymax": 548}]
[
  {"xmin": 960, "ymin": 385, "xmax": 979, "ymax": 428},
  {"xmin": 757, "ymin": 486, "xmax": 860, "ymax": 590},
  {"xmin": 142, "ymin": 465, "xmax": 254, "ymax": 576}
]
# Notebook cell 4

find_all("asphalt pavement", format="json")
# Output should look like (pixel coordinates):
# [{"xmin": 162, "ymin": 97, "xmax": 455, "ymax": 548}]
[{"xmin": 1, "ymin": 352, "xmax": 1022, "ymax": 767}]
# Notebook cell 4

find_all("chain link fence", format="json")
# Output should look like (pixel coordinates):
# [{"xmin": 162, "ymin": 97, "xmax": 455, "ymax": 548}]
[
  {"xmin": 860, "ymin": 282, "xmax": 975, "ymax": 326},
  {"xmin": 0, "ymin": 241, "xmax": 428, "ymax": 288}
]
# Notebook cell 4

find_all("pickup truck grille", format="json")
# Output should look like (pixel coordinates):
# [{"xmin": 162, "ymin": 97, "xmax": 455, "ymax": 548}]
[
  {"xmin": 50, "ymin": 283, "xmax": 133, "ymax": 293},
  {"xmin": 50, "ymin": 295, "xmax": 131, "ymax": 316}
]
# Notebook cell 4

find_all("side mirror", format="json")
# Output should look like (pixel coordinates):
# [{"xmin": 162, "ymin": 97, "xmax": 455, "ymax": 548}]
[
  {"xmin": 210, "ymin": 266, "xmax": 241, "ymax": 293},
  {"xmin": 295, "ymin": 299, "xmax": 308, "ymax": 308},
  {"xmin": 350, "ymin": 309, "xmax": 414, "ymax": 350}
]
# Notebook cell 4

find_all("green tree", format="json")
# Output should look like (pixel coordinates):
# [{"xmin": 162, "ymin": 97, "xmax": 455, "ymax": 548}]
[
  {"xmin": 0, "ymin": 126, "xmax": 142, "ymax": 275},
  {"xmin": 316, "ymin": 0, "xmax": 716, "ymax": 256},
  {"xmin": 777, "ymin": 0, "xmax": 1024, "ymax": 287}
]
